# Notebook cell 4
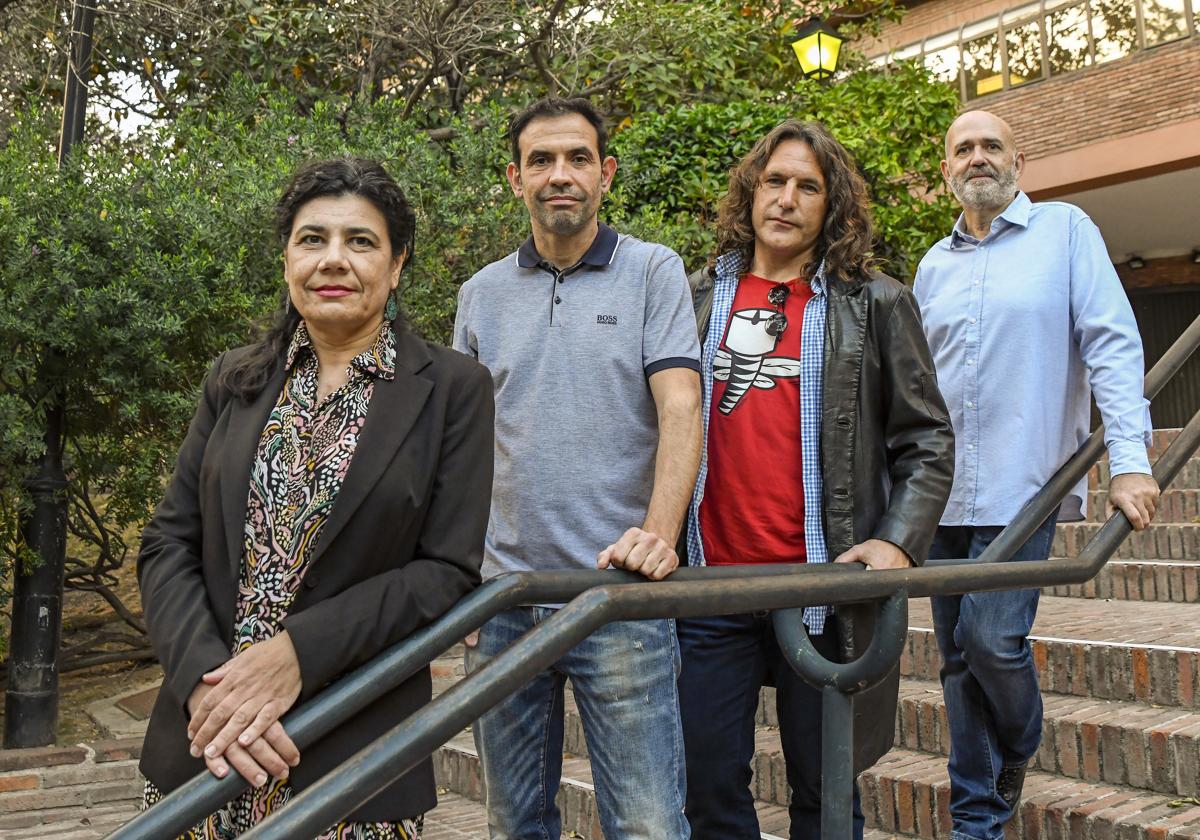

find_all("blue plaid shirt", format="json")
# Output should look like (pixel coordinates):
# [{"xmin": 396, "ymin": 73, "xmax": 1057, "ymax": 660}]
[{"xmin": 686, "ymin": 251, "xmax": 831, "ymax": 634}]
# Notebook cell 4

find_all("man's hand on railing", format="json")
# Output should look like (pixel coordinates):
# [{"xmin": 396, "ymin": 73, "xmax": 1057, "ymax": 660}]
[
  {"xmin": 833, "ymin": 539, "xmax": 914, "ymax": 571},
  {"xmin": 597, "ymin": 527, "xmax": 679, "ymax": 580},
  {"xmin": 186, "ymin": 631, "xmax": 303, "ymax": 786},
  {"xmin": 1107, "ymin": 472, "xmax": 1161, "ymax": 531}
]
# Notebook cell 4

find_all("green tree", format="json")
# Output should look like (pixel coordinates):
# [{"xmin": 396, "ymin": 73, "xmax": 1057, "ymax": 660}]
[
  {"xmin": 1, "ymin": 2, "xmax": 959, "ymax": 668},
  {"xmin": 610, "ymin": 61, "xmax": 959, "ymax": 279},
  {"xmin": 0, "ymin": 89, "xmax": 524, "ymax": 660}
]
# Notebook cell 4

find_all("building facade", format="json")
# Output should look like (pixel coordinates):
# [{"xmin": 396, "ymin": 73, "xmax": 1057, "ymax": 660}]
[{"xmin": 867, "ymin": 0, "xmax": 1199, "ymax": 426}]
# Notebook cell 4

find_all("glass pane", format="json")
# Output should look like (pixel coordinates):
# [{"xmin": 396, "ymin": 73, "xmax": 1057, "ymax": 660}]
[
  {"xmin": 964, "ymin": 31, "xmax": 1003, "ymax": 98},
  {"xmin": 1005, "ymin": 19, "xmax": 1044, "ymax": 87},
  {"xmin": 925, "ymin": 45, "xmax": 962, "ymax": 85},
  {"xmin": 1089, "ymin": 0, "xmax": 1139, "ymax": 63},
  {"xmin": 1142, "ymin": 0, "xmax": 1188, "ymax": 45},
  {"xmin": 1047, "ymin": 3, "xmax": 1092, "ymax": 73}
]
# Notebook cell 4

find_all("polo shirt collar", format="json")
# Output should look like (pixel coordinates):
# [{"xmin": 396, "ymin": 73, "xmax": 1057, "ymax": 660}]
[
  {"xmin": 516, "ymin": 222, "xmax": 619, "ymax": 269},
  {"xmin": 950, "ymin": 190, "xmax": 1031, "ymax": 249}
]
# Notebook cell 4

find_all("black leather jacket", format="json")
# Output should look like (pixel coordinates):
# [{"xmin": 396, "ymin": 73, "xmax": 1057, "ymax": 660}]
[
  {"xmin": 689, "ymin": 264, "xmax": 954, "ymax": 770},
  {"xmin": 819, "ymin": 269, "xmax": 954, "ymax": 564}
]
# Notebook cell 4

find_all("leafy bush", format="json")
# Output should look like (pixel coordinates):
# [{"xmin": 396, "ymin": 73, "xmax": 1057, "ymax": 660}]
[
  {"xmin": 609, "ymin": 63, "xmax": 960, "ymax": 277},
  {"xmin": 1, "ymin": 61, "xmax": 959, "ymax": 655}
]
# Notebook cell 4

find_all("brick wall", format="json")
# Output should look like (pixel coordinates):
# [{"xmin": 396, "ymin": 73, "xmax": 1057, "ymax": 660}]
[
  {"xmin": 0, "ymin": 739, "xmax": 143, "ymax": 831},
  {"xmin": 864, "ymin": 2, "xmax": 1200, "ymax": 163},
  {"xmin": 983, "ymin": 39, "xmax": 1200, "ymax": 161},
  {"xmin": 864, "ymin": 0, "xmax": 1015, "ymax": 53}
]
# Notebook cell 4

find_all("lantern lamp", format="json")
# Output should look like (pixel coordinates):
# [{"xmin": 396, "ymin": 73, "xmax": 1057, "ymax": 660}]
[{"xmin": 791, "ymin": 18, "xmax": 844, "ymax": 80}]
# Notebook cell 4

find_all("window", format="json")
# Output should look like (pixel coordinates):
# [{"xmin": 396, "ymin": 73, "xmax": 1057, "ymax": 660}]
[
  {"xmin": 872, "ymin": 0, "xmax": 1197, "ymax": 100},
  {"xmin": 1142, "ymin": 0, "xmax": 1189, "ymax": 45},
  {"xmin": 1005, "ymin": 18, "xmax": 1046, "ymax": 86},
  {"xmin": 923, "ymin": 30, "xmax": 963, "ymax": 86},
  {"xmin": 962, "ymin": 19, "xmax": 1003, "ymax": 97},
  {"xmin": 1046, "ymin": 2, "xmax": 1093, "ymax": 73},
  {"xmin": 1090, "ymin": 0, "xmax": 1139, "ymax": 63}
]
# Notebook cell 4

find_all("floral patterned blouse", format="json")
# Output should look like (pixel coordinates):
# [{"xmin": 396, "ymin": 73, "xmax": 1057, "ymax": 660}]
[{"xmin": 144, "ymin": 321, "xmax": 421, "ymax": 840}]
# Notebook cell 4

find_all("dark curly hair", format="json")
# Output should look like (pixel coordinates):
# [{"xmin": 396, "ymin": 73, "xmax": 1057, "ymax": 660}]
[
  {"xmin": 715, "ymin": 120, "xmax": 874, "ymax": 283},
  {"xmin": 221, "ymin": 157, "xmax": 416, "ymax": 400}
]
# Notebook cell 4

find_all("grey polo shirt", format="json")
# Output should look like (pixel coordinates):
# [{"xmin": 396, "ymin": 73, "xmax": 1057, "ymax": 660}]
[{"xmin": 453, "ymin": 223, "xmax": 701, "ymax": 579}]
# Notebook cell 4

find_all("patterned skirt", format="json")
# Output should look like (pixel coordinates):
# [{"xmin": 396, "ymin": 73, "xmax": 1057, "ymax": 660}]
[{"xmin": 142, "ymin": 778, "xmax": 421, "ymax": 839}]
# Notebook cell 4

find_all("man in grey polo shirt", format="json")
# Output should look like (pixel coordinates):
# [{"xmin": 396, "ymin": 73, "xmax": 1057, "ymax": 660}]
[{"xmin": 453, "ymin": 97, "xmax": 701, "ymax": 839}]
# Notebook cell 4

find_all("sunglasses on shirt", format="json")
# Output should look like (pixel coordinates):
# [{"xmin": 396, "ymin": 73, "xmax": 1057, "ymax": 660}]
[{"xmin": 766, "ymin": 283, "xmax": 789, "ymax": 337}]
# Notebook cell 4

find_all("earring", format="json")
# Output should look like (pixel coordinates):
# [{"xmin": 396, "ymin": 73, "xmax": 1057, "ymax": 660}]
[{"xmin": 385, "ymin": 293, "xmax": 398, "ymax": 321}]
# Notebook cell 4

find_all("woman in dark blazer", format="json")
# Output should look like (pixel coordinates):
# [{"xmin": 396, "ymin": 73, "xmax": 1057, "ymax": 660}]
[{"xmin": 137, "ymin": 157, "xmax": 494, "ymax": 838}]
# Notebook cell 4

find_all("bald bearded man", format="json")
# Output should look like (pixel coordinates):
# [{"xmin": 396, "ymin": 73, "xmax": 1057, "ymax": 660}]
[{"xmin": 913, "ymin": 110, "xmax": 1160, "ymax": 840}]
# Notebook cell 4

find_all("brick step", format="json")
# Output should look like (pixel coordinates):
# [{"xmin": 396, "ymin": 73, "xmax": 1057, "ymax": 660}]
[
  {"xmin": 893, "ymin": 678, "xmax": 1200, "ymax": 796},
  {"xmin": 1086, "ymin": 488, "xmax": 1200, "ymax": 523},
  {"xmin": 0, "ymin": 802, "xmax": 139, "ymax": 838},
  {"xmin": 751, "ymin": 733, "xmax": 1200, "ymax": 838},
  {"xmin": 0, "ymin": 792, "xmax": 536, "ymax": 840},
  {"xmin": 1090, "ymin": 457, "xmax": 1199, "ymax": 491},
  {"xmin": 549, "ymin": 674, "xmax": 1200, "ymax": 805},
  {"xmin": 904, "ymin": 596, "xmax": 1200, "ymax": 708},
  {"xmin": 433, "ymin": 732, "xmax": 900, "ymax": 840},
  {"xmin": 1044, "ymin": 559, "xmax": 1200, "ymax": 602},
  {"xmin": 435, "ymin": 723, "xmax": 1200, "ymax": 839},
  {"xmin": 1051, "ymin": 522, "xmax": 1199, "ymax": 561},
  {"xmin": 863, "ymin": 747, "xmax": 1200, "ymax": 839}
]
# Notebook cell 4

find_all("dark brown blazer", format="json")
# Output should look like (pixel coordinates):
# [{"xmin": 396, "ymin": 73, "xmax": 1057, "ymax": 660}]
[{"xmin": 137, "ymin": 325, "xmax": 494, "ymax": 821}]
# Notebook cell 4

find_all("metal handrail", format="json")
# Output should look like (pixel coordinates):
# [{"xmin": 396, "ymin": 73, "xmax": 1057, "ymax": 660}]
[
  {"xmin": 239, "ymin": 410, "xmax": 1200, "ymax": 840},
  {"xmin": 932, "ymin": 312, "xmax": 1200, "ymax": 567},
  {"xmin": 113, "ymin": 313, "xmax": 1200, "ymax": 840},
  {"xmin": 109, "ymin": 563, "xmax": 838, "ymax": 840}
]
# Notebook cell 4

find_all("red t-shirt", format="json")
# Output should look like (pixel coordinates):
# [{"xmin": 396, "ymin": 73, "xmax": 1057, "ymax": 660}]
[{"xmin": 700, "ymin": 273, "xmax": 815, "ymax": 565}]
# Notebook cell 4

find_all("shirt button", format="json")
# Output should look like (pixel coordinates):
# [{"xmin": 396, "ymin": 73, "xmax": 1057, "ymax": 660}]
[
  {"xmin": 966, "ymin": 401, "xmax": 975, "ymax": 408},
  {"xmin": 967, "ymin": 444, "xmax": 975, "ymax": 450},
  {"xmin": 969, "ymin": 317, "xmax": 977, "ymax": 324},
  {"xmin": 557, "ymin": 277, "xmax": 564, "ymax": 284},
  {"xmin": 966, "ymin": 358, "xmax": 975, "ymax": 366},
  {"xmin": 555, "ymin": 296, "xmax": 562, "ymax": 304}
]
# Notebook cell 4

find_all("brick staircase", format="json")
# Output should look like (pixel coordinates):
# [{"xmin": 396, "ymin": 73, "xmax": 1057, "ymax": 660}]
[
  {"xmin": 434, "ymin": 428, "xmax": 1200, "ymax": 839},
  {"xmin": 5, "ymin": 429, "xmax": 1194, "ymax": 838}
]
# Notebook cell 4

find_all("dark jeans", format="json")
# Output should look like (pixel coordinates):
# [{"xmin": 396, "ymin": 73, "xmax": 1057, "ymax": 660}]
[
  {"xmin": 929, "ymin": 511, "xmax": 1059, "ymax": 840},
  {"xmin": 677, "ymin": 612, "xmax": 864, "ymax": 840}
]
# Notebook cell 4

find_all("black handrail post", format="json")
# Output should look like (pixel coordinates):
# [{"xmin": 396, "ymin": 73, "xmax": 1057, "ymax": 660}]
[
  {"xmin": 772, "ymin": 592, "xmax": 909, "ymax": 840},
  {"xmin": 821, "ymin": 685, "xmax": 855, "ymax": 840},
  {"xmin": 5, "ymin": 0, "xmax": 99, "ymax": 750}
]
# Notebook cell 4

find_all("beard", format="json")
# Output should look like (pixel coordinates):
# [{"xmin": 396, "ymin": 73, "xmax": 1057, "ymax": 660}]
[
  {"xmin": 531, "ymin": 187, "xmax": 599, "ymax": 235},
  {"xmin": 951, "ymin": 162, "xmax": 1019, "ymax": 211}
]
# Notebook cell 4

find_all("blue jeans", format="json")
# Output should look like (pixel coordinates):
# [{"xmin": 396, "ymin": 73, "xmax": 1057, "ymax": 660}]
[
  {"xmin": 465, "ymin": 607, "xmax": 689, "ymax": 840},
  {"xmin": 677, "ymin": 612, "xmax": 864, "ymax": 840},
  {"xmin": 929, "ymin": 512, "xmax": 1059, "ymax": 840}
]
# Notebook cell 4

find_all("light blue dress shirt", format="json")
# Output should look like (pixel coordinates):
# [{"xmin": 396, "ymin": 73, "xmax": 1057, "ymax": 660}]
[{"xmin": 914, "ymin": 191, "xmax": 1151, "ymax": 526}]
